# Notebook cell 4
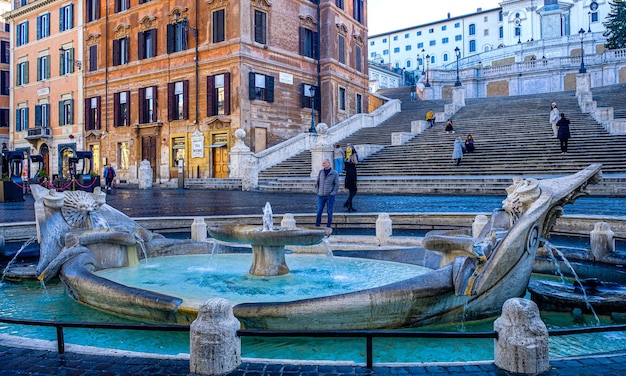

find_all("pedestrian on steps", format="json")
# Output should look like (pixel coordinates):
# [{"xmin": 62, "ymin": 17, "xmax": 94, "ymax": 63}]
[
  {"xmin": 315, "ymin": 159, "xmax": 339, "ymax": 228},
  {"xmin": 103, "ymin": 163, "xmax": 116, "ymax": 191},
  {"xmin": 425, "ymin": 109, "xmax": 435, "ymax": 128},
  {"xmin": 333, "ymin": 144, "xmax": 345, "ymax": 174},
  {"xmin": 452, "ymin": 137, "xmax": 464, "ymax": 166},
  {"xmin": 550, "ymin": 102, "xmax": 560, "ymax": 138},
  {"xmin": 556, "ymin": 113, "xmax": 571, "ymax": 154},
  {"xmin": 343, "ymin": 154, "xmax": 358, "ymax": 212}
]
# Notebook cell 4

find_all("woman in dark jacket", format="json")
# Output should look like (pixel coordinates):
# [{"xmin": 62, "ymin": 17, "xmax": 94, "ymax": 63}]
[
  {"xmin": 343, "ymin": 154, "xmax": 358, "ymax": 212},
  {"xmin": 556, "ymin": 113, "xmax": 571, "ymax": 154}
]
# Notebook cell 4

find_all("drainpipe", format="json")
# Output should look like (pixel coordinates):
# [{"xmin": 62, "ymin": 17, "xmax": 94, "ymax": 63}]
[
  {"xmin": 316, "ymin": 0, "xmax": 321, "ymax": 124},
  {"xmin": 194, "ymin": 0, "xmax": 199, "ymax": 125}
]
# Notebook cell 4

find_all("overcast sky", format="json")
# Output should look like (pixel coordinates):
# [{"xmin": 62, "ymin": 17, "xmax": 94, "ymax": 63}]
[{"xmin": 368, "ymin": 0, "xmax": 503, "ymax": 35}]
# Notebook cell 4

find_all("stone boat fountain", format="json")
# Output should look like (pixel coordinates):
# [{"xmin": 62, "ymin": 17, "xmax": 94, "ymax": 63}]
[{"xmin": 28, "ymin": 164, "xmax": 602, "ymax": 329}]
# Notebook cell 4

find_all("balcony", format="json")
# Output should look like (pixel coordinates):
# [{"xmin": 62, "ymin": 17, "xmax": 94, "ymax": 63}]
[{"xmin": 25, "ymin": 127, "xmax": 52, "ymax": 141}]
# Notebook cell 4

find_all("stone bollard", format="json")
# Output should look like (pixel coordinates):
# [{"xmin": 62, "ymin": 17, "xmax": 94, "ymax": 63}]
[
  {"xmin": 191, "ymin": 217, "xmax": 207, "ymax": 242},
  {"xmin": 376, "ymin": 213, "xmax": 392, "ymax": 245},
  {"xmin": 494, "ymin": 298, "xmax": 549, "ymax": 375},
  {"xmin": 138, "ymin": 160, "xmax": 153, "ymax": 189},
  {"xmin": 190, "ymin": 298, "xmax": 241, "ymax": 375},
  {"xmin": 281, "ymin": 213, "xmax": 297, "ymax": 229},
  {"xmin": 590, "ymin": 222, "xmax": 615, "ymax": 261},
  {"xmin": 472, "ymin": 215, "xmax": 489, "ymax": 238}
]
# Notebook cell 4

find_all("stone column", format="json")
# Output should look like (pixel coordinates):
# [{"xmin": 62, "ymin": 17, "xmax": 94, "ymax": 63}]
[
  {"xmin": 138, "ymin": 160, "xmax": 153, "ymax": 189},
  {"xmin": 494, "ymin": 298, "xmax": 549, "ymax": 375},
  {"xmin": 190, "ymin": 298, "xmax": 241, "ymax": 375},
  {"xmin": 229, "ymin": 129, "xmax": 259, "ymax": 191},
  {"xmin": 191, "ymin": 217, "xmax": 207, "ymax": 242},
  {"xmin": 590, "ymin": 222, "xmax": 615, "ymax": 261},
  {"xmin": 310, "ymin": 123, "xmax": 333, "ymax": 178}
]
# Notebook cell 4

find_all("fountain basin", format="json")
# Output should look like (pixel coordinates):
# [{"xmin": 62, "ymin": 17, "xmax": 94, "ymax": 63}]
[
  {"xmin": 208, "ymin": 225, "xmax": 331, "ymax": 246},
  {"xmin": 529, "ymin": 278, "xmax": 626, "ymax": 315}
]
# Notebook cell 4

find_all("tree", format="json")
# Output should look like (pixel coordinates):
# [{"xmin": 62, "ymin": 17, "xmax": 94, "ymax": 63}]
[{"xmin": 603, "ymin": 0, "xmax": 626, "ymax": 49}]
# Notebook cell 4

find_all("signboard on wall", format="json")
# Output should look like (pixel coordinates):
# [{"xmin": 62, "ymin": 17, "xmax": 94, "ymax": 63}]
[{"xmin": 191, "ymin": 130, "xmax": 204, "ymax": 158}]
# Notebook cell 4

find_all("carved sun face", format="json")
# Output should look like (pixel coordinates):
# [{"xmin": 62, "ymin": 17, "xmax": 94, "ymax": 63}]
[{"xmin": 61, "ymin": 191, "xmax": 100, "ymax": 228}]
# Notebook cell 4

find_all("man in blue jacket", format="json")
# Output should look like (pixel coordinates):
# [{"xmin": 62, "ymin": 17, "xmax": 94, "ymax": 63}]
[{"xmin": 315, "ymin": 159, "xmax": 339, "ymax": 228}]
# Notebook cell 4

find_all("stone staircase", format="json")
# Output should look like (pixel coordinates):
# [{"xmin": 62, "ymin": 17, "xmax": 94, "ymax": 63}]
[{"xmin": 256, "ymin": 84, "xmax": 626, "ymax": 196}]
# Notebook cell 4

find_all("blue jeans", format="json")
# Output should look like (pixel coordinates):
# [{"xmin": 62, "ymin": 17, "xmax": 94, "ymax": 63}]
[
  {"xmin": 334, "ymin": 158, "xmax": 344, "ymax": 174},
  {"xmin": 315, "ymin": 195, "xmax": 335, "ymax": 227}
]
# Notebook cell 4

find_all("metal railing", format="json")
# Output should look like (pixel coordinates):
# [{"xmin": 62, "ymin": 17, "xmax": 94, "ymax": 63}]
[{"xmin": 2, "ymin": 316, "xmax": 626, "ymax": 369}]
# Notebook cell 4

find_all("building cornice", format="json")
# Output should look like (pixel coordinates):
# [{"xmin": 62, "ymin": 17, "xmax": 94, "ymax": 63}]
[{"xmin": 3, "ymin": 0, "xmax": 57, "ymax": 21}]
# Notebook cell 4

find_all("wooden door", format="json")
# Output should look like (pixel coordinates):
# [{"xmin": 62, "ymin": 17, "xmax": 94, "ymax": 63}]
[
  {"xmin": 142, "ymin": 136, "xmax": 157, "ymax": 181},
  {"xmin": 212, "ymin": 133, "xmax": 228, "ymax": 178}
]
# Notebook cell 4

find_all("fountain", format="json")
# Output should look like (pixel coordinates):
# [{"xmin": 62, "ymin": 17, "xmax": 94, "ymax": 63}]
[
  {"xmin": 207, "ymin": 202, "xmax": 331, "ymax": 276},
  {"xmin": 16, "ymin": 165, "xmax": 603, "ymax": 330}
]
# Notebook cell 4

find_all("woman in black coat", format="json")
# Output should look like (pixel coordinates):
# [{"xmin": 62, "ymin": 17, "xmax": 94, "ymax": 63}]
[
  {"xmin": 343, "ymin": 154, "xmax": 358, "ymax": 212},
  {"xmin": 556, "ymin": 113, "xmax": 571, "ymax": 154}
]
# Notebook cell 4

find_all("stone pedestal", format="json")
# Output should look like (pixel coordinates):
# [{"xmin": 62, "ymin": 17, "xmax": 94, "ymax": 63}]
[
  {"xmin": 137, "ymin": 160, "xmax": 153, "ymax": 190},
  {"xmin": 281, "ymin": 213, "xmax": 297, "ymax": 229},
  {"xmin": 472, "ymin": 215, "xmax": 489, "ymax": 238},
  {"xmin": 494, "ymin": 298, "xmax": 549, "ymax": 375},
  {"xmin": 190, "ymin": 298, "xmax": 241, "ymax": 375},
  {"xmin": 191, "ymin": 217, "xmax": 207, "ymax": 242},
  {"xmin": 590, "ymin": 222, "xmax": 615, "ymax": 261},
  {"xmin": 310, "ymin": 123, "xmax": 332, "ymax": 178},
  {"xmin": 229, "ymin": 129, "xmax": 259, "ymax": 191},
  {"xmin": 376, "ymin": 213, "xmax": 393, "ymax": 245}
]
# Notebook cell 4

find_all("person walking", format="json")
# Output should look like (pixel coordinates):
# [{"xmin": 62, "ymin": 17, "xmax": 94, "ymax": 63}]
[
  {"xmin": 333, "ymin": 144, "xmax": 345, "ymax": 174},
  {"xmin": 425, "ymin": 109, "xmax": 435, "ymax": 128},
  {"xmin": 315, "ymin": 159, "xmax": 339, "ymax": 228},
  {"xmin": 343, "ymin": 153, "xmax": 358, "ymax": 212},
  {"xmin": 410, "ymin": 84, "xmax": 416, "ymax": 101},
  {"xmin": 556, "ymin": 113, "xmax": 571, "ymax": 154},
  {"xmin": 103, "ymin": 163, "xmax": 116, "ymax": 191},
  {"xmin": 452, "ymin": 137, "xmax": 464, "ymax": 166},
  {"xmin": 550, "ymin": 102, "xmax": 560, "ymax": 138}
]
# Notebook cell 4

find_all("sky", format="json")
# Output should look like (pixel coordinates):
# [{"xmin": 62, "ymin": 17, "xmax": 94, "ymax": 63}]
[{"xmin": 368, "ymin": 0, "xmax": 503, "ymax": 36}]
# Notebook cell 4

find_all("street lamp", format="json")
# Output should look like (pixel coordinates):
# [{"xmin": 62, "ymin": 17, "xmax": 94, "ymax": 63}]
[
  {"xmin": 578, "ymin": 28, "xmax": 587, "ymax": 73},
  {"xmin": 421, "ymin": 49, "xmax": 426, "ymax": 75},
  {"xmin": 425, "ymin": 54, "xmax": 431, "ymax": 87},
  {"xmin": 309, "ymin": 85, "xmax": 317, "ymax": 133},
  {"xmin": 454, "ymin": 46, "xmax": 461, "ymax": 87},
  {"xmin": 587, "ymin": 11, "xmax": 591, "ymax": 33}
]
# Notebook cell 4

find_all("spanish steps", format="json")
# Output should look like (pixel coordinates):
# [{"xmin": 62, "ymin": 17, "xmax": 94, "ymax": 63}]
[{"xmin": 256, "ymin": 83, "xmax": 626, "ymax": 196}]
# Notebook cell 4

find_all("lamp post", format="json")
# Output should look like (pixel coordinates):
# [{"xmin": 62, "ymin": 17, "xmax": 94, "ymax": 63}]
[
  {"xmin": 309, "ymin": 86, "xmax": 317, "ymax": 133},
  {"xmin": 578, "ymin": 28, "xmax": 586, "ymax": 73},
  {"xmin": 421, "ymin": 49, "xmax": 425, "ymax": 75},
  {"xmin": 454, "ymin": 46, "xmax": 461, "ymax": 87},
  {"xmin": 425, "ymin": 54, "xmax": 431, "ymax": 87},
  {"xmin": 588, "ymin": 11, "xmax": 591, "ymax": 33}
]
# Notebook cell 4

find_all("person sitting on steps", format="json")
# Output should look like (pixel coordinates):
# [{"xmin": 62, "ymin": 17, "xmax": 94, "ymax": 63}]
[{"xmin": 445, "ymin": 120, "xmax": 455, "ymax": 134}]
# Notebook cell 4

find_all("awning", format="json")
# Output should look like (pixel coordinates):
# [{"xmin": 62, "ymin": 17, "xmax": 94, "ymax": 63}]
[{"xmin": 207, "ymin": 143, "xmax": 227, "ymax": 148}]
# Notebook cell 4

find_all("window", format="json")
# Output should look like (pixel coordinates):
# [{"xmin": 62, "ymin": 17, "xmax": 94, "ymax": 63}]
[
  {"xmin": 254, "ymin": 10, "xmax": 267, "ymax": 44},
  {"xmin": 353, "ymin": 0, "xmax": 364, "ymax": 23},
  {"xmin": 338, "ymin": 87, "xmax": 346, "ymax": 111},
  {"xmin": 484, "ymin": 29, "xmax": 489, "ymax": 36},
  {"xmin": 113, "ymin": 37, "xmax": 129, "ymax": 65},
  {"xmin": 382, "ymin": 38, "xmax": 387, "ymax": 43},
  {"xmin": 301, "ymin": 83, "xmax": 318, "ymax": 109},
  {"xmin": 336, "ymin": 0, "xmax": 344, "ymax": 10},
  {"xmin": 484, "ymin": 16, "xmax": 488, "ymax": 22},
  {"xmin": 469, "ymin": 40, "xmax": 476, "ymax": 52},
  {"xmin": 113, "ymin": 91, "xmax": 130, "ymax": 126},
  {"xmin": 443, "ymin": 53, "xmax": 448, "ymax": 62},
  {"xmin": 442, "ymin": 37, "xmax": 449, "ymax": 44},
  {"xmin": 59, "ymin": 48, "xmax": 75, "ymax": 75},
  {"xmin": 36, "ymin": 13, "xmax": 50, "ymax": 39},
  {"xmin": 406, "ymin": 60, "xmax": 411, "ymax": 67},
  {"xmin": 86, "ymin": 0, "xmax": 100, "ymax": 22},
  {"xmin": 60, "ymin": 4, "xmax": 73, "ymax": 31},
  {"xmin": 355, "ymin": 45, "xmax": 362, "ymax": 72},
  {"xmin": 85, "ymin": 97, "xmax": 101, "ymax": 130},
  {"xmin": 338, "ymin": 35, "xmax": 345, "ymax": 64},
  {"xmin": 16, "ymin": 107, "xmax": 29, "ymax": 132},
  {"xmin": 393, "ymin": 36, "xmax": 398, "ymax": 41},
  {"xmin": 429, "ymin": 40, "xmax": 436, "ymax": 46},
  {"xmin": 404, "ymin": 33, "xmax": 409, "ymax": 38},
  {"xmin": 118, "ymin": 142, "xmax": 130, "ymax": 170},
  {"xmin": 591, "ymin": 12, "xmax": 598, "ymax": 22},
  {"xmin": 213, "ymin": 9, "xmax": 225, "ymax": 43},
  {"xmin": 469, "ymin": 24, "xmax": 476, "ymax": 35},
  {"xmin": 417, "ymin": 42, "xmax": 423, "ymax": 48},
  {"xmin": 429, "ymin": 28, "xmax": 434, "ymax": 33},
  {"xmin": 138, "ymin": 29, "xmax": 157, "ymax": 59},
  {"xmin": 167, "ymin": 21, "xmax": 188, "ymax": 53},
  {"xmin": 37, "ymin": 55, "xmax": 50, "ymax": 81},
  {"xmin": 455, "ymin": 35, "xmax": 462, "ymax": 41},
  {"xmin": 454, "ymin": 22, "xmax": 460, "ymax": 28},
  {"xmin": 441, "ymin": 26, "xmax": 447, "ymax": 31},
  {"xmin": 393, "ymin": 47, "xmax": 399, "ymax": 53},
  {"xmin": 499, "ymin": 26, "xmax": 504, "ymax": 38},
  {"xmin": 370, "ymin": 51, "xmax": 376, "ymax": 57},
  {"xmin": 430, "ymin": 55, "xmax": 435, "ymax": 64},
  {"xmin": 356, "ymin": 93, "xmax": 362, "ymax": 114},
  {"xmin": 139, "ymin": 86, "xmax": 158, "ymax": 124},
  {"xmin": 1, "ymin": 70, "xmax": 9, "ymax": 95},
  {"xmin": 35, "ymin": 104, "xmax": 50, "ymax": 127},
  {"xmin": 17, "ymin": 22, "xmax": 29, "ymax": 46},
  {"xmin": 299, "ymin": 27, "xmax": 319, "ymax": 59},
  {"xmin": 515, "ymin": 26, "xmax": 521, "ymax": 37},
  {"xmin": 207, "ymin": 73, "xmax": 231, "ymax": 116},
  {"xmin": 248, "ymin": 72, "xmax": 274, "ymax": 102},
  {"xmin": 17, "ymin": 62, "xmax": 28, "ymax": 86},
  {"xmin": 115, "ymin": 0, "xmax": 129, "ymax": 12},
  {"xmin": 172, "ymin": 137, "xmax": 185, "ymax": 167},
  {"xmin": 405, "ymin": 45, "xmax": 411, "ymax": 51},
  {"xmin": 416, "ymin": 31, "xmax": 421, "ymax": 36},
  {"xmin": 0, "ymin": 109, "xmax": 8, "ymax": 127},
  {"xmin": 59, "ymin": 99, "xmax": 74, "ymax": 126},
  {"xmin": 383, "ymin": 49, "xmax": 388, "ymax": 55},
  {"xmin": 369, "ymin": 41, "xmax": 374, "ymax": 46},
  {"xmin": 89, "ymin": 45, "xmax": 97, "ymax": 71},
  {"xmin": 168, "ymin": 81, "xmax": 188, "ymax": 121},
  {"xmin": 499, "ymin": 11, "xmax": 503, "ymax": 22},
  {"xmin": 1, "ymin": 41, "xmax": 9, "ymax": 63}
]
